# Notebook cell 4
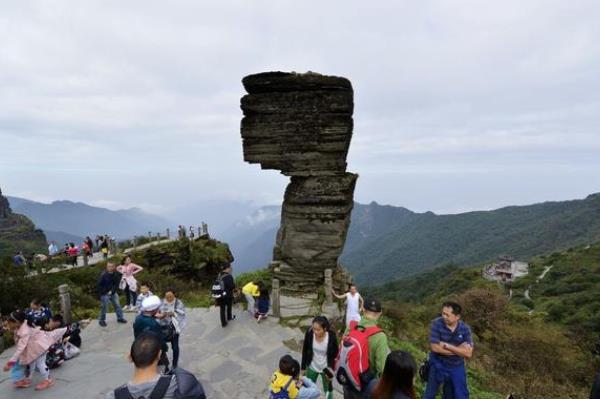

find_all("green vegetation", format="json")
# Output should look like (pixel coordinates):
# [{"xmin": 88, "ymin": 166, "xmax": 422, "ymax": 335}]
[
  {"xmin": 0, "ymin": 237, "xmax": 233, "ymax": 321},
  {"xmin": 0, "ymin": 213, "xmax": 47, "ymax": 258},
  {"xmin": 364, "ymin": 241, "xmax": 600, "ymax": 398},
  {"xmin": 344, "ymin": 193, "xmax": 600, "ymax": 285}
]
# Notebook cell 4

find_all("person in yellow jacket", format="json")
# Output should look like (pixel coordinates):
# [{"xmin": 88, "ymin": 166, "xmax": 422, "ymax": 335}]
[
  {"xmin": 270, "ymin": 355, "xmax": 320, "ymax": 399},
  {"xmin": 242, "ymin": 281, "xmax": 262, "ymax": 316}
]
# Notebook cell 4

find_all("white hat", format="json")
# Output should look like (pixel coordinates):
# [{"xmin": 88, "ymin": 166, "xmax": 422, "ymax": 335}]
[{"xmin": 141, "ymin": 295, "xmax": 161, "ymax": 312}]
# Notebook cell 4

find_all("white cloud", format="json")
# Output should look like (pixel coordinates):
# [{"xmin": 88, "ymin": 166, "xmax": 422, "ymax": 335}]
[{"xmin": 1, "ymin": 0, "xmax": 599, "ymax": 214}]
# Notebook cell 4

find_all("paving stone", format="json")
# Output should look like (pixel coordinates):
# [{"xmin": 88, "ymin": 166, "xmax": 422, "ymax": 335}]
[{"xmin": 0, "ymin": 305, "xmax": 327, "ymax": 399}]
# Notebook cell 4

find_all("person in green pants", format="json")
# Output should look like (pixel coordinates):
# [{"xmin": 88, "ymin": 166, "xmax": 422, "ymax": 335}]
[{"xmin": 301, "ymin": 316, "xmax": 339, "ymax": 399}]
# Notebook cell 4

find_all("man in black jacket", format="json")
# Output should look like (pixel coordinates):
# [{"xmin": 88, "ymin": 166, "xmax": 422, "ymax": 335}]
[
  {"xmin": 97, "ymin": 262, "xmax": 127, "ymax": 327},
  {"xmin": 219, "ymin": 265, "xmax": 236, "ymax": 328}
]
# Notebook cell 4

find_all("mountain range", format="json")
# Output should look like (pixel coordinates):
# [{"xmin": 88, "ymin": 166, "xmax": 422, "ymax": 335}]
[
  {"xmin": 344, "ymin": 193, "xmax": 600, "ymax": 284},
  {"xmin": 7, "ymin": 196, "xmax": 172, "ymax": 243},
  {"xmin": 6, "ymin": 193, "xmax": 600, "ymax": 286}
]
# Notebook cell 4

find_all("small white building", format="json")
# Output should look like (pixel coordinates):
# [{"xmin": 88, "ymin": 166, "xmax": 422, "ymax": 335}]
[{"xmin": 483, "ymin": 255, "xmax": 528, "ymax": 282}]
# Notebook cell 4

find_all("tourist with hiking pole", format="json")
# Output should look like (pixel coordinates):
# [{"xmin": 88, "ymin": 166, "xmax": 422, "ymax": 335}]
[
  {"xmin": 423, "ymin": 301, "xmax": 473, "ymax": 399},
  {"xmin": 372, "ymin": 350, "xmax": 417, "ymax": 399},
  {"xmin": 117, "ymin": 255, "xmax": 144, "ymax": 311},
  {"xmin": 337, "ymin": 297, "xmax": 390, "ymax": 399},
  {"xmin": 106, "ymin": 332, "xmax": 206, "ymax": 399},
  {"xmin": 331, "ymin": 283, "xmax": 364, "ymax": 327},
  {"xmin": 301, "ymin": 316, "xmax": 339, "ymax": 399},
  {"xmin": 97, "ymin": 262, "xmax": 127, "ymax": 327},
  {"xmin": 157, "ymin": 288, "xmax": 186, "ymax": 369}
]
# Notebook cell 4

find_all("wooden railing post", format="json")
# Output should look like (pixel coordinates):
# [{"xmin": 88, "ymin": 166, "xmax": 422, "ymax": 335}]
[
  {"xmin": 59, "ymin": 284, "xmax": 72, "ymax": 324},
  {"xmin": 272, "ymin": 278, "xmax": 281, "ymax": 317},
  {"xmin": 324, "ymin": 269, "xmax": 333, "ymax": 304}
]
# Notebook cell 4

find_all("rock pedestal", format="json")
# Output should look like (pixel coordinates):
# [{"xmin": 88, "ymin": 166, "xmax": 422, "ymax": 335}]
[{"xmin": 241, "ymin": 72, "xmax": 357, "ymax": 295}]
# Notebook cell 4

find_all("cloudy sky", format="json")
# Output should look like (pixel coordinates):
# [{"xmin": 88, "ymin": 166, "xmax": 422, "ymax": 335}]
[{"xmin": 1, "ymin": 0, "xmax": 599, "ymax": 215}]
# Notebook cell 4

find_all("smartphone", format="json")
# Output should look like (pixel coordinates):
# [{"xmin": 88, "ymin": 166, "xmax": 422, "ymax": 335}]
[{"xmin": 324, "ymin": 367, "xmax": 334, "ymax": 379}]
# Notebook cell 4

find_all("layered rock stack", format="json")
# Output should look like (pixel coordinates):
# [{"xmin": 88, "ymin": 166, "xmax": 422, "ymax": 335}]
[
  {"xmin": 240, "ymin": 72, "xmax": 357, "ymax": 295},
  {"xmin": 0, "ymin": 187, "xmax": 10, "ymax": 219}
]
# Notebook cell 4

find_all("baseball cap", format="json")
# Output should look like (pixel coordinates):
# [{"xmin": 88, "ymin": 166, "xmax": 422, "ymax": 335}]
[
  {"xmin": 141, "ymin": 295, "xmax": 161, "ymax": 312},
  {"xmin": 364, "ymin": 297, "xmax": 382, "ymax": 313}
]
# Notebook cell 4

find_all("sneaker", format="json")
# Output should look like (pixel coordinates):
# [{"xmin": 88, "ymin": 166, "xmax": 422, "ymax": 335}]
[
  {"xmin": 117, "ymin": 318, "xmax": 127, "ymax": 324},
  {"xmin": 99, "ymin": 320, "xmax": 107, "ymax": 327},
  {"xmin": 228, "ymin": 315, "xmax": 236, "ymax": 321},
  {"xmin": 35, "ymin": 379, "xmax": 54, "ymax": 391},
  {"xmin": 14, "ymin": 379, "xmax": 31, "ymax": 388},
  {"xmin": 123, "ymin": 305, "xmax": 130, "ymax": 311}
]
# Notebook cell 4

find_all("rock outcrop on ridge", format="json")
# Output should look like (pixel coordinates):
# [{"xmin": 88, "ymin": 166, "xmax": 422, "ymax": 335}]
[
  {"xmin": 240, "ymin": 72, "xmax": 357, "ymax": 294},
  {"xmin": 0, "ymin": 187, "xmax": 47, "ymax": 258}
]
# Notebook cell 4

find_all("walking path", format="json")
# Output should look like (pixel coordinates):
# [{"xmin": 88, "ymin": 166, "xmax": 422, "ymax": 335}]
[
  {"xmin": 0, "ymin": 305, "xmax": 341, "ymax": 399},
  {"xmin": 524, "ymin": 265, "xmax": 553, "ymax": 307},
  {"xmin": 33, "ymin": 239, "xmax": 175, "ymax": 276}
]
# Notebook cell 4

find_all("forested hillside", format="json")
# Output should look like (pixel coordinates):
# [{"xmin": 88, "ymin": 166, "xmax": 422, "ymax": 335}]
[
  {"xmin": 344, "ymin": 193, "xmax": 600, "ymax": 284},
  {"xmin": 364, "ymin": 241, "xmax": 600, "ymax": 398}
]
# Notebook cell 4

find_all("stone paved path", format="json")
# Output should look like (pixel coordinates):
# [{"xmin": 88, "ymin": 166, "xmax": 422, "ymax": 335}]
[
  {"xmin": 32, "ymin": 239, "xmax": 175, "ymax": 276},
  {"xmin": 0, "ymin": 305, "xmax": 342, "ymax": 398}
]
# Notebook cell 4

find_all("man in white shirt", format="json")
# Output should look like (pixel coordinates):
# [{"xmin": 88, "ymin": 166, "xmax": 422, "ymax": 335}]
[
  {"xmin": 48, "ymin": 241, "xmax": 59, "ymax": 257},
  {"xmin": 331, "ymin": 284, "xmax": 364, "ymax": 327}
]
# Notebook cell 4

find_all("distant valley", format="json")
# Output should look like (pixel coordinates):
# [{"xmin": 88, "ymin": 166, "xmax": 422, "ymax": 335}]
[{"xmin": 7, "ymin": 193, "xmax": 600, "ymax": 286}]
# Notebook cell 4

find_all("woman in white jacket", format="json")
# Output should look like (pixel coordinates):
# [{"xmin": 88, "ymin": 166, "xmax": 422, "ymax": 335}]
[{"xmin": 157, "ymin": 288, "xmax": 186, "ymax": 369}]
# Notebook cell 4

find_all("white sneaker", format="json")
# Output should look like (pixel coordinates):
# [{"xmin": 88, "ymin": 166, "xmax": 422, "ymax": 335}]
[{"xmin": 123, "ymin": 305, "xmax": 131, "ymax": 311}]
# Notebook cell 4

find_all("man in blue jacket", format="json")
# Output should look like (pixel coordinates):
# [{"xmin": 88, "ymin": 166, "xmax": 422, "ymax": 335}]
[{"xmin": 97, "ymin": 262, "xmax": 127, "ymax": 327}]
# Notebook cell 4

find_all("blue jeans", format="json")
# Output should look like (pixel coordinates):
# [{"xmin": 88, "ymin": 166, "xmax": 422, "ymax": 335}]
[
  {"xmin": 423, "ymin": 358, "xmax": 469, "ymax": 399},
  {"xmin": 297, "ymin": 376, "xmax": 321, "ymax": 399},
  {"xmin": 99, "ymin": 293, "xmax": 124, "ymax": 321}
]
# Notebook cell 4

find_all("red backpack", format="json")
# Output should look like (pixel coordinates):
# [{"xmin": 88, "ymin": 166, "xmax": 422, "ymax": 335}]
[{"xmin": 335, "ymin": 320, "xmax": 382, "ymax": 392}]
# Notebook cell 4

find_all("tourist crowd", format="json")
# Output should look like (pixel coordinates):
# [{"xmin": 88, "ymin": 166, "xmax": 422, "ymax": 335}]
[{"xmin": 6, "ymin": 257, "xmax": 598, "ymax": 399}]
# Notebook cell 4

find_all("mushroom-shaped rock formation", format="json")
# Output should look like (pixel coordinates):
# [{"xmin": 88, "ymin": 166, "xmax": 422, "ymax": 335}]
[{"xmin": 240, "ymin": 72, "xmax": 357, "ymax": 295}]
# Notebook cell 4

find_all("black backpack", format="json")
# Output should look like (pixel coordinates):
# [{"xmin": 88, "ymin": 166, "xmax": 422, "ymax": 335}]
[
  {"xmin": 211, "ymin": 273, "xmax": 225, "ymax": 299},
  {"xmin": 114, "ymin": 368, "xmax": 206, "ymax": 399}
]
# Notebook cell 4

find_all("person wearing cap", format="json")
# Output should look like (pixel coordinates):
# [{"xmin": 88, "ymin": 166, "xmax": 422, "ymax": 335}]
[
  {"xmin": 423, "ymin": 301, "xmax": 473, "ymax": 399},
  {"xmin": 342, "ymin": 297, "xmax": 390, "ymax": 399},
  {"xmin": 133, "ymin": 295, "xmax": 169, "ymax": 370}
]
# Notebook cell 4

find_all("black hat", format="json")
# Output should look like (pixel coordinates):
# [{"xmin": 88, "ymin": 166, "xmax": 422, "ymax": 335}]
[{"xmin": 364, "ymin": 297, "xmax": 382, "ymax": 313}]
